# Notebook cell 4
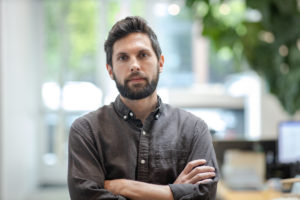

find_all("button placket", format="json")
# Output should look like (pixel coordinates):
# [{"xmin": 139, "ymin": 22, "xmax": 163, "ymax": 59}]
[{"xmin": 136, "ymin": 128, "xmax": 150, "ymax": 182}]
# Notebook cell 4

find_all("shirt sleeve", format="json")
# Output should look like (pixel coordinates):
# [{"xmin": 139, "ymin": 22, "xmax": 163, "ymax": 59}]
[
  {"xmin": 68, "ymin": 117, "xmax": 127, "ymax": 200},
  {"xmin": 169, "ymin": 119, "xmax": 219, "ymax": 200}
]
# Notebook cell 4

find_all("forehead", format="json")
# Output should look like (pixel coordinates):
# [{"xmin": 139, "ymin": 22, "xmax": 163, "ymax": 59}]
[{"xmin": 112, "ymin": 32, "xmax": 153, "ymax": 55}]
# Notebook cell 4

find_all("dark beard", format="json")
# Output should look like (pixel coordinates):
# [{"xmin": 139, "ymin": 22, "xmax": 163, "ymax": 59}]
[{"xmin": 113, "ymin": 70, "xmax": 159, "ymax": 100}]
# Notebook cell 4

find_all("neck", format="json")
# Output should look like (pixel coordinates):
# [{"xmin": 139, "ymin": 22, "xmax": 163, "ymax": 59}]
[{"xmin": 120, "ymin": 91, "xmax": 158, "ymax": 123}]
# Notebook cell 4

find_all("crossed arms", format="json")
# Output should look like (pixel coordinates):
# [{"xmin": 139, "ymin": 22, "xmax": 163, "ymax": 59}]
[
  {"xmin": 104, "ymin": 159, "xmax": 216, "ymax": 200},
  {"xmin": 68, "ymin": 118, "xmax": 219, "ymax": 200}
]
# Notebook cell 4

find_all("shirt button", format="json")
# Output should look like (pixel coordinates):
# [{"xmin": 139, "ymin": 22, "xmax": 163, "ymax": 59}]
[
  {"xmin": 123, "ymin": 115, "xmax": 128, "ymax": 120},
  {"xmin": 142, "ymin": 130, "xmax": 146, "ymax": 136},
  {"xmin": 141, "ymin": 159, "xmax": 146, "ymax": 164}
]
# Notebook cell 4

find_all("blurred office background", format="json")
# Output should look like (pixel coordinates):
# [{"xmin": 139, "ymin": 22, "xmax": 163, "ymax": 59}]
[{"xmin": 1, "ymin": 0, "xmax": 300, "ymax": 199}]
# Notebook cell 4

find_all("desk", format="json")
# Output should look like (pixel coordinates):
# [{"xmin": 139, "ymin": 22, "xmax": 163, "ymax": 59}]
[{"xmin": 218, "ymin": 181, "xmax": 282, "ymax": 200}]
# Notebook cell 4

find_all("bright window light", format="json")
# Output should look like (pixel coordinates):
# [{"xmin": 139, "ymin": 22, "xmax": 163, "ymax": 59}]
[
  {"xmin": 62, "ymin": 82, "xmax": 102, "ymax": 111},
  {"xmin": 154, "ymin": 3, "xmax": 168, "ymax": 17},
  {"xmin": 43, "ymin": 153, "xmax": 57, "ymax": 166},
  {"xmin": 42, "ymin": 81, "xmax": 102, "ymax": 111},
  {"xmin": 42, "ymin": 82, "xmax": 60, "ymax": 110},
  {"xmin": 168, "ymin": 4, "xmax": 180, "ymax": 16}
]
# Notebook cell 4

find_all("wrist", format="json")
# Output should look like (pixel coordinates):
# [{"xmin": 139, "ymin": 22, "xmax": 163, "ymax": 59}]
[
  {"xmin": 121, "ymin": 180, "xmax": 139, "ymax": 198},
  {"xmin": 119, "ymin": 179, "xmax": 129, "ymax": 196}
]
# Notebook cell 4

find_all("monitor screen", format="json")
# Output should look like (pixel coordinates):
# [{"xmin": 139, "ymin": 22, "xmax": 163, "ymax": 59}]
[{"xmin": 278, "ymin": 121, "xmax": 300, "ymax": 163}]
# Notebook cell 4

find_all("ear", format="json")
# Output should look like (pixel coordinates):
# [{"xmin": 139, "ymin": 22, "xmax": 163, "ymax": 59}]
[
  {"xmin": 106, "ymin": 64, "xmax": 114, "ymax": 80},
  {"xmin": 158, "ymin": 55, "xmax": 164, "ymax": 73}
]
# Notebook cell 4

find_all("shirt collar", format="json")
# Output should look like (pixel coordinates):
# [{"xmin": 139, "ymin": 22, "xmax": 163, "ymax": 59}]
[{"xmin": 113, "ymin": 95, "xmax": 163, "ymax": 122}]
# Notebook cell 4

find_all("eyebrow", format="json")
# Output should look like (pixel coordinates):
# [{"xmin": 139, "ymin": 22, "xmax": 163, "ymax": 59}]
[
  {"xmin": 116, "ymin": 52, "xmax": 127, "ymax": 57},
  {"xmin": 138, "ymin": 49, "xmax": 152, "ymax": 53},
  {"xmin": 115, "ymin": 48, "xmax": 152, "ymax": 57}
]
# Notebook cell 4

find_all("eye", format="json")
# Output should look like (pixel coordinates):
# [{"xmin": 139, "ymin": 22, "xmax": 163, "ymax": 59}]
[
  {"xmin": 118, "ymin": 55, "xmax": 128, "ymax": 61},
  {"xmin": 139, "ymin": 52, "xmax": 148, "ymax": 58}
]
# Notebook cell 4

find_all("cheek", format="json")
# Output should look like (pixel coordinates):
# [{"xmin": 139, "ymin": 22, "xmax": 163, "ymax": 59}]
[{"xmin": 112, "ymin": 68, "xmax": 125, "ymax": 82}]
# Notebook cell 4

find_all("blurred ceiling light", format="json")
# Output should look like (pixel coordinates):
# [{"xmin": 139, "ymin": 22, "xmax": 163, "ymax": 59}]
[
  {"xmin": 259, "ymin": 31, "xmax": 275, "ymax": 43},
  {"xmin": 219, "ymin": 3, "xmax": 231, "ymax": 15},
  {"xmin": 154, "ymin": 3, "xmax": 168, "ymax": 17},
  {"xmin": 168, "ymin": 3, "xmax": 181, "ymax": 16},
  {"xmin": 279, "ymin": 45, "xmax": 289, "ymax": 57}
]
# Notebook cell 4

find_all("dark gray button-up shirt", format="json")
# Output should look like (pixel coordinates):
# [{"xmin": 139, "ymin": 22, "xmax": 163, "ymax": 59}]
[{"xmin": 68, "ymin": 95, "xmax": 219, "ymax": 200}]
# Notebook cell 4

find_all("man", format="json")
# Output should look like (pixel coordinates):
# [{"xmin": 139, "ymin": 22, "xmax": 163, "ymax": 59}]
[{"xmin": 68, "ymin": 16, "xmax": 219, "ymax": 200}]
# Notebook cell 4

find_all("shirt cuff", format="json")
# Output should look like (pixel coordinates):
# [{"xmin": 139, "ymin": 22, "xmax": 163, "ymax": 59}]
[
  {"xmin": 169, "ymin": 184, "xmax": 195, "ymax": 200},
  {"xmin": 117, "ymin": 195, "xmax": 128, "ymax": 200},
  {"xmin": 169, "ymin": 183, "xmax": 216, "ymax": 200}
]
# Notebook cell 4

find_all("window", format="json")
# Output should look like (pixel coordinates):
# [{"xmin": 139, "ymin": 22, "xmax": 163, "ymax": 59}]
[{"xmin": 40, "ymin": 0, "xmax": 102, "ymax": 184}]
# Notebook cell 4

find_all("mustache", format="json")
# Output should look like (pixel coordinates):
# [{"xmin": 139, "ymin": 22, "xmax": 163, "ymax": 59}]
[{"xmin": 125, "ymin": 71, "xmax": 147, "ymax": 82}]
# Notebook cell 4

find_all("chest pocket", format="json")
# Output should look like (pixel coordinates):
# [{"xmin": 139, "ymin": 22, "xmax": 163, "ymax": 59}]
[
  {"xmin": 149, "ymin": 149, "xmax": 188, "ymax": 184},
  {"xmin": 153, "ymin": 149, "xmax": 188, "ymax": 173}
]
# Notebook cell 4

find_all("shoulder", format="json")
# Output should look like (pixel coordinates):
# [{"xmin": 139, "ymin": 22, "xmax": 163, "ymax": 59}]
[{"xmin": 70, "ymin": 104, "xmax": 114, "ymax": 134}]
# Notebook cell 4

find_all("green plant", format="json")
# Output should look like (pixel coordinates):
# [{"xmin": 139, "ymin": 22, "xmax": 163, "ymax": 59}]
[
  {"xmin": 186, "ymin": 0, "xmax": 300, "ymax": 115},
  {"xmin": 45, "ymin": 0, "xmax": 99, "ymax": 82}
]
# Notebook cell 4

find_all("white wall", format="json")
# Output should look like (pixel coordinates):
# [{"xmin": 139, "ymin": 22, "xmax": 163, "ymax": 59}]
[
  {"xmin": 1, "ymin": 1, "xmax": 42, "ymax": 199},
  {"xmin": 0, "ymin": 1, "xmax": 3, "ymax": 197}
]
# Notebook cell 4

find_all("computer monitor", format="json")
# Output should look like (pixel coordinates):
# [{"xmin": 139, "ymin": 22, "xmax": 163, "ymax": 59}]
[{"xmin": 278, "ymin": 121, "xmax": 300, "ymax": 164}]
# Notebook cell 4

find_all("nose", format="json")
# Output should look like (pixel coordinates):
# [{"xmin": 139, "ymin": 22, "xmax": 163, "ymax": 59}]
[{"xmin": 130, "ymin": 58, "xmax": 141, "ymax": 72}]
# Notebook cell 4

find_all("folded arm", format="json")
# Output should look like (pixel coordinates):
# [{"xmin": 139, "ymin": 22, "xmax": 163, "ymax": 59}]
[
  {"xmin": 105, "ymin": 159, "xmax": 216, "ymax": 200},
  {"xmin": 105, "ymin": 179, "xmax": 173, "ymax": 200},
  {"xmin": 68, "ymin": 120, "xmax": 127, "ymax": 200},
  {"xmin": 168, "ymin": 120, "xmax": 220, "ymax": 200},
  {"xmin": 104, "ymin": 121, "xmax": 219, "ymax": 200}
]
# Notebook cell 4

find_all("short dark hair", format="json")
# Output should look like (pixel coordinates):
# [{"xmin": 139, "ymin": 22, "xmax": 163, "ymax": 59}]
[{"xmin": 104, "ymin": 16, "xmax": 162, "ymax": 67}]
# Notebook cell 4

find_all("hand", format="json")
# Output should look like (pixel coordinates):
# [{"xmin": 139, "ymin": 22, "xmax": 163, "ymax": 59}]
[
  {"xmin": 174, "ymin": 159, "xmax": 215, "ymax": 184},
  {"xmin": 104, "ymin": 179, "xmax": 125, "ymax": 195}
]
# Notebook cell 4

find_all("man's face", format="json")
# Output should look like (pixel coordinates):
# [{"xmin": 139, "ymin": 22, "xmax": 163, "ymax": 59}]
[{"xmin": 107, "ymin": 33, "xmax": 164, "ymax": 100}]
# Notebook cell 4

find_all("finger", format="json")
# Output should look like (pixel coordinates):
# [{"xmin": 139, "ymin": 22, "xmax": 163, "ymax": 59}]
[
  {"xmin": 182, "ymin": 159, "xmax": 206, "ymax": 174},
  {"xmin": 189, "ymin": 171, "xmax": 216, "ymax": 184},
  {"xmin": 186, "ymin": 166, "xmax": 215, "ymax": 180},
  {"xmin": 197, "ymin": 178, "xmax": 213, "ymax": 184}
]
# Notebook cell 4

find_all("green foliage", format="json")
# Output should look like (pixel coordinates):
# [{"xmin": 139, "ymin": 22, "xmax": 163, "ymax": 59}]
[
  {"xmin": 45, "ymin": 0, "xmax": 99, "ymax": 82},
  {"xmin": 44, "ymin": 0, "xmax": 147, "ymax": 83},
  {"xmin": 68, "ymin": 1, "xmax": 98, "ymax": 73},
  {"xmin": 186, "ymin": 0, "xmax": 300, "ymax": 115},
  {"xmin": 107, "ymin": 2, "xmax": 121, "ymax": 28},
  {"xmin": 131, "ymin": 0, "xmax": 146, "ymax": 17}
]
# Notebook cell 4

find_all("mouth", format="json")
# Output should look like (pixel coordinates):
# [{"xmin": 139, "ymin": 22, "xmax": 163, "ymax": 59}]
[{"xmin": 127, "ymin": 76, "xmax": 146, "ymax": 83}]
